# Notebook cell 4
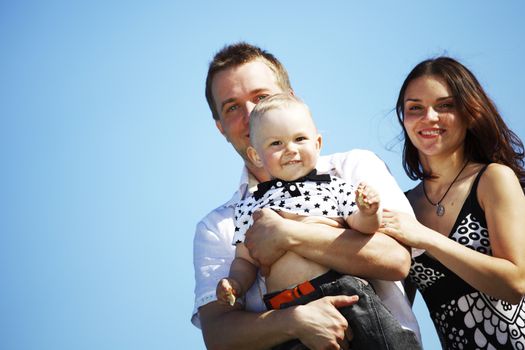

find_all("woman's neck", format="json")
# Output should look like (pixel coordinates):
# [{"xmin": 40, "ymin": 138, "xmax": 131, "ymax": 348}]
[{"xmin": 420, "ymin": 153, "xmax": 467, "ymax": 185}]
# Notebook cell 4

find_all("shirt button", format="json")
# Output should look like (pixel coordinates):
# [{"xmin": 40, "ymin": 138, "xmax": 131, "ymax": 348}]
[
  {"xmin": 276, "ymin": 181, "xmax": 282, "ymax": 187},
  {"xmin": 289, "ymin": 185, "xmax": 296, "ymax": 191}
]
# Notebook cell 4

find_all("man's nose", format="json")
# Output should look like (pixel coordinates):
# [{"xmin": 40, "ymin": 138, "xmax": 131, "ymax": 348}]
[{"xmin": 242, "ymin": 101, "xmax": 257, "ymax": 123}]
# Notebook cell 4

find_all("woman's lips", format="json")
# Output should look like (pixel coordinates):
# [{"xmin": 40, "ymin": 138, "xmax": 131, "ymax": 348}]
[{"xmin": 419, "ymin": 128, "xmax": 444, "ymax": 138}]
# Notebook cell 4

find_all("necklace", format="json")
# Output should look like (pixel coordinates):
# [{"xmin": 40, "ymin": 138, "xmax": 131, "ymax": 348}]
[{"xmin": 422, "ymin": 161, "xmax": 469, "ymax": 217}]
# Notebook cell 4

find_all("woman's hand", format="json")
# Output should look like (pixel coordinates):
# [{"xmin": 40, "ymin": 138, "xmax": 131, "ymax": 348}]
[{"xmin": 378, "ymin": 209, "xmax": 428, "ymax": 249}]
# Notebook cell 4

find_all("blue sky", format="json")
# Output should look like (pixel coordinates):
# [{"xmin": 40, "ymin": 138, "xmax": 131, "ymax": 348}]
[{"xmin": 2, "ymin": 1, "xmax": 524, "ymax": 349}]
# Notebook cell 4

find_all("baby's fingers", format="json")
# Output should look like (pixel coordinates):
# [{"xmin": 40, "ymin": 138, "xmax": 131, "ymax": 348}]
[
  {"xmin": 225, "ymin": 288, "xmax": 236, "ymax": 306},
  {"xmin": 365, "ymin": 192, "xmax": 380, "ymax": 205},
  {"xmin": 355, "ymin": 190, "xmax": 370, "ymax": 209}
]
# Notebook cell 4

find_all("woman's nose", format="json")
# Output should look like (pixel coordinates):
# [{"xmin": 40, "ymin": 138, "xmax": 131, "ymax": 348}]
[{"xmin": 423, "ymin": 107, "xmax": 439, "ymax": 121}]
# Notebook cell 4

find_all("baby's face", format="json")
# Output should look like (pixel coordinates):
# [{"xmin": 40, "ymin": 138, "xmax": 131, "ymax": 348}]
[{"xmin": 251, "ymin": 104, "xmax": 321, "ymax": 181}]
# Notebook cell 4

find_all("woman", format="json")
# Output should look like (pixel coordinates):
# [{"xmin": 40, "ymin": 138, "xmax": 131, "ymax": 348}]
[{"xmin": 379, "ymin": 57, "xmax": 525, "ymax": 349}]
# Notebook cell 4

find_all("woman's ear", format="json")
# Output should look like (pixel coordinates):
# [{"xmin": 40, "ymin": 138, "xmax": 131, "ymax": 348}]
[{"xmin": 247, "ymin": 146, "xmax": 264, "ymax": 168}]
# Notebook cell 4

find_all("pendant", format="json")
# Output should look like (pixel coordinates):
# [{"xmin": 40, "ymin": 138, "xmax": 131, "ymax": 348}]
[{"xmin": 436, "ymin": 204, "xmax": 445, "ymax": 216}]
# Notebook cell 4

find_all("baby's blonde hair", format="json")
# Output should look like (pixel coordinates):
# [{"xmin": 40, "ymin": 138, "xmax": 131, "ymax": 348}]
[{"xmin": 249, "ymin": 93, "xmax": 313, "ymax": 144}]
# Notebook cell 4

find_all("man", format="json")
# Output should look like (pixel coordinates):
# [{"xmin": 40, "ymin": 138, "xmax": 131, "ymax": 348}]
[{"xmin": 193, "ymin": 42, "xmax": 420, "ymax": 350}]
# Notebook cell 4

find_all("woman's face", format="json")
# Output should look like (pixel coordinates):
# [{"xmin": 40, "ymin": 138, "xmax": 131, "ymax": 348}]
[{"xmin": 403, "ymin": 75, "xmax": 468, "ymax": 160}]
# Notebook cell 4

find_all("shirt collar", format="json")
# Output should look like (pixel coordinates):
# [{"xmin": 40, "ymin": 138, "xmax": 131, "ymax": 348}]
[
  {"xmin": 252, "ymin": 169, "xmax": 331, "ymax": 200},
  {"xmin": 316, "ymin": 154, "xmax": 333, "ymax": 175},
  {"xmin": 223, "ymin": 155, "xmax": 335, "ymax": 208},
  {"xmin": 223, "ymin": 166, "xmax": 257, "ymax": 208}
]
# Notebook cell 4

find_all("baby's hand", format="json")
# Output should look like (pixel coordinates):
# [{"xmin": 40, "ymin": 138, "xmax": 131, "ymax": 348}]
[
  {"xmin": 216, "ymin": 278, "xmax": 242, "ymax": 306},
  {"xmin": 355, "ymin": 182, "xmax": 380, "ymax": 215}
]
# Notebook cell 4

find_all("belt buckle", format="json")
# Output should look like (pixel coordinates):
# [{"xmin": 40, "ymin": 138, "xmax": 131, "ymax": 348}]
[{"xmin": 269, "ymin": 281, "xmax": 315, "ymax": 309}]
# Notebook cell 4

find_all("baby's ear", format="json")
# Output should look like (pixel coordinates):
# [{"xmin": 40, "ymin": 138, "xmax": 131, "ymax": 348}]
[
  {"xmin": 247, "ymin": 146, "xmax": 264, "ymax": 168},
  {"xmin": 316, "ymin": 134, "xmax": 323, "ymax": 151}
]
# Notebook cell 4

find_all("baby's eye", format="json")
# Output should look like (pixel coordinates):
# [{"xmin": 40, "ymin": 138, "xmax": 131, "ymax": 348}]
[
  {"xmin": 296, "ymin": 136, "xmax": 307, "ymax": 142},
  {"xmin": 270, "ymin": 140, "xmax": 282, "ymax": 146}
]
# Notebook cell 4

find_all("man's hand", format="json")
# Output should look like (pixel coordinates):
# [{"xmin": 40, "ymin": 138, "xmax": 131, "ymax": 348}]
[
  {"xmin": 244, "ymin": 208, "xmax": 289, "ymax": 276},
  {"xmin": 292, "ymin": 295, "xmax": 358, "ymax": 350},
  {"xmin": 199, "ymin": 294, "xmax": 358, "ymax": 350}
]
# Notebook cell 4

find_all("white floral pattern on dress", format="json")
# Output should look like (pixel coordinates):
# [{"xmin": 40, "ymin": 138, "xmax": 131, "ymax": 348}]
[
  {"xmin": 409, "ymin": 260, "xmax": 445, "ymax": 291},
  {"xmin": 450, "ymin": 213, "xmax": 492, "ymax": 255}
]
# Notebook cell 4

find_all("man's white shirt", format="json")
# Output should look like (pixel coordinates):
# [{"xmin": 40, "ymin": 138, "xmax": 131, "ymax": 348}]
[{"xmin": 192, "ymin": 149, "xmax": 421, "ymax": 342}]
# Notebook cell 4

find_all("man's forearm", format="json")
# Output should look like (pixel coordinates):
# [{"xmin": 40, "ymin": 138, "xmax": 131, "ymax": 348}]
[
  {"xmin": 199, "ymin": 302, "xmax": 294, "ymax": 350},
  {"xmin": 199, "ymin": 295, "xmax": 357, "ymax": 350},
  {"xmin": 286, "ymin": 220, "xmax": 411, "ymax": 280}
]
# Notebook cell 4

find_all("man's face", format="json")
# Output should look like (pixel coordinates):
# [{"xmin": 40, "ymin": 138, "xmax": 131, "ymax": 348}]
[{"xmin": 211, "ymin": 60, "xmax": 285, "ymax": 163}]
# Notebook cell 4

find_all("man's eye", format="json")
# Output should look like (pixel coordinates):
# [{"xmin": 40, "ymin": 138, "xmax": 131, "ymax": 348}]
[
  {"xmin": 256, "ymin": 94, "xmax": 269, "ymax": 102},
  {"xmin": 226, "ymin": 105, "xmax": 238, "ymax": 112}
]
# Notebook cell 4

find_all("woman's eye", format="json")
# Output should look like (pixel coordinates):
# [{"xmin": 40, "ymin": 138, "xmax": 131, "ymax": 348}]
[
  {"xmin": 407, "ymin": 105, "xmax": 422, "ymax": 111},
  {"xmin": 438, "ymin": 103, "xmax": 454, "ymax": 109}
]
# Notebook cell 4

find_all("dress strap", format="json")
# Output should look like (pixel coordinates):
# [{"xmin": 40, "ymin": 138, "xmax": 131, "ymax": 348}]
[
  {"xmin": 466, "ymin": 164, "xmax": 489, "ymax": 211},
  {"xmin": 471, "ymin": 164, "xmax": 489, "ymax": 190}
]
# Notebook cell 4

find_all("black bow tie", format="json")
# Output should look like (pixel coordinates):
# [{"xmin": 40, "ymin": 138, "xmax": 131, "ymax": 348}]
[{"xmin": 253, "ymin": 169, "xmax": 331, "ymax": 200}]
